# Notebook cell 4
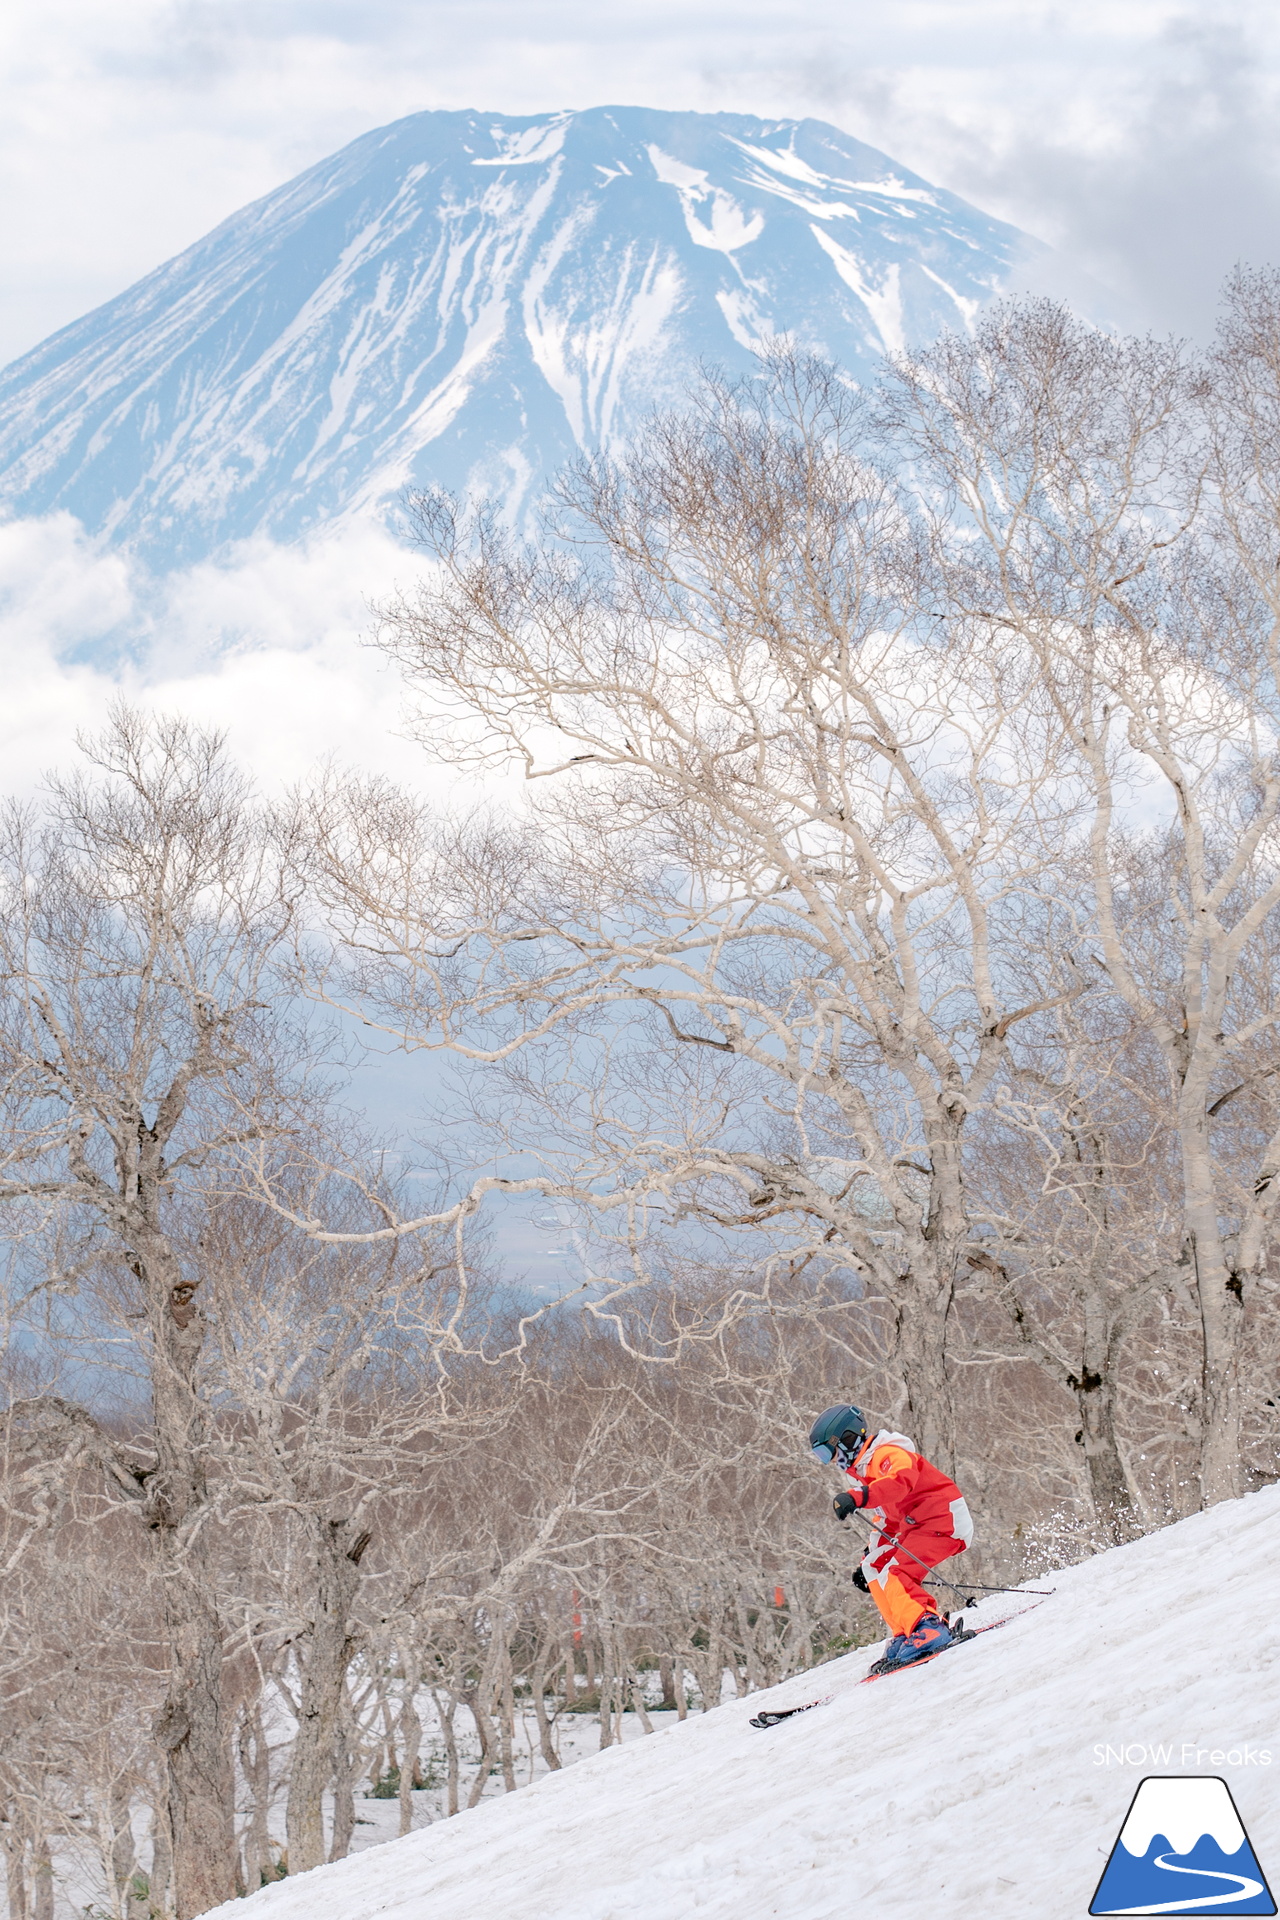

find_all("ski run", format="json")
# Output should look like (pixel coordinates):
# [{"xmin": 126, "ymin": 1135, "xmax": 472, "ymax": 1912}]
[{"xmin": 206, "ymin": 1483, "xmax": 1280, "ymax": 1920}]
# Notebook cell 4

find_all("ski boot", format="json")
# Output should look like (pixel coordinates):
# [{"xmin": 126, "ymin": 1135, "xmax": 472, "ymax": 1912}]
[
  {"xmin": 867, "ymin": 1633, "xmax": 907, "ymax": 1677},
  {"xmin": 883, "ymin": 1610, "xmax": 955, "ymax": 1668}
]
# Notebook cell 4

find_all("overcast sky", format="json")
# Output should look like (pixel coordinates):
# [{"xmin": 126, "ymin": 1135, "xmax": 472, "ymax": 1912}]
[{"xmin": 2, "ymin": 0, "xmax": 1280, "ymax": 368}]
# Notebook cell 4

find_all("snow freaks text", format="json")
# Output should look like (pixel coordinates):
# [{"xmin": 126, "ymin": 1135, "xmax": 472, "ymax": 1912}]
[{"xmin": 1094, "ymin": 1745, "xmax": 1273, "ymax": 1768}]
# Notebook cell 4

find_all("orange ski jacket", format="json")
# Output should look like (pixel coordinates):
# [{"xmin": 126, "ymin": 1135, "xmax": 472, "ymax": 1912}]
[{"xmin": 844, "ymin": 1430, "xmax": 972, "ymax": 1541}]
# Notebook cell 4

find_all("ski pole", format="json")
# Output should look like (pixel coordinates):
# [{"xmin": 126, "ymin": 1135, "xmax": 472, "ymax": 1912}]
[
  {"xmin": 926, "ymin": 1574, "xmax": 1056, "ymax": 1599},
  {"xmin": 844, "ymin": 1513, "xmax": 1055, "ymax": 1598}
]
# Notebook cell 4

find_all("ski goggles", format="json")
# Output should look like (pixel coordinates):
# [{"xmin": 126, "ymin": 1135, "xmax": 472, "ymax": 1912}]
[{"xmin": 811, "ymin": 1440, "xmax": 850, "ymax": 1465}]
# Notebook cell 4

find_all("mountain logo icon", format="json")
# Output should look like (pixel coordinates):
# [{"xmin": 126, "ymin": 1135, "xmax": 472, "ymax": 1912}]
[{"xmin": 1090, "ymin": 1776, "xmax": 1275, "ymax": 1914}]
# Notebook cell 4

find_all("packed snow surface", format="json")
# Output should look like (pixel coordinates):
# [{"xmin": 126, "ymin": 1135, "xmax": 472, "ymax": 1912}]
[
  {"xmin": 205, "ymin": 1486, "xmax": 1280, "ymax": 1920},
  {"xmin": 0, "ymin": 107, "xmax": 1029, "ymax": 567}
]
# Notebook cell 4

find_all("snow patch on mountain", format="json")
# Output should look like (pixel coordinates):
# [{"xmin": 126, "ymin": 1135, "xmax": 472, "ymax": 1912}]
[
  {"xmin": 472, "ymin": 117, "xmax": 572, "ymax": 168},
  {"xmin": 647, "ymin": 147, "xmax": 765, "ymax": 254},
  {"xmin": 810, "ymin": 228, "xmax": 906, "ymax": 354}
]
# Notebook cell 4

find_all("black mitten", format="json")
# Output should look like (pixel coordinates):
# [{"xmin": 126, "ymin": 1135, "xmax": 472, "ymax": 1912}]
[
  {"xmin": 852, "ymin": 1564, "xmax": 870, "ymax": 1593},
  {"xmin": 832, "ymin": 1490, "xmax": 863, "ymax": 1521}
]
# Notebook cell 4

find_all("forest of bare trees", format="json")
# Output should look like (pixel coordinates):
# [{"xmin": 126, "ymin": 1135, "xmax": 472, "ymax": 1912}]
[{"xmin": 3, "ymin": 279, "xmax": 1280, "ymax": 1916}]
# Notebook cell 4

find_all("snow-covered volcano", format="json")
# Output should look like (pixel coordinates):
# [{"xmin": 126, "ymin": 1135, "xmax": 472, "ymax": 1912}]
[
  {"xmin": 201, "ymin": 1486, "xmax": 1280, "ymax": 1920},
  {"xmin": 0, "ymin": 108, "xmax": 1029, "ymax": 568}
]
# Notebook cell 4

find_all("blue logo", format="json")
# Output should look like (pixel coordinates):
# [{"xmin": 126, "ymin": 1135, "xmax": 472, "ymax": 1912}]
[{"xmin": 1091, "ymin": 1776, "xmax": 1275, "ymax": 1915}]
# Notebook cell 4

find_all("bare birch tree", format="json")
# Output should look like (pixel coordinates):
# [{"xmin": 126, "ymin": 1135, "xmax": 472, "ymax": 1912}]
[
  {"xmin": 961, "ymin": 989, "xmax": 1192, "ymax": 1536},
  {"xmin": 305, "ymin": 355, "xmax": 1075, "ymax": 1468},
  {"xmin": 0, "ymin": 708, "xmax": 297, "ymax": 1914},
  {"xmin": 886, "ymin": 297, "xmax": 1280, "ymax": 1504},
  {"xmin": 200, "ymin": 1185, "xmax": 495, "ymax": 1876}
]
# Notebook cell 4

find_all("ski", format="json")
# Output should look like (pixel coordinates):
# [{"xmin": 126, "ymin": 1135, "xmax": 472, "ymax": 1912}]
[
  {"xmin": 748, "ymin": 1696, "xmax": 832, "ymax": 1730},
  {"xmin": 749, "ymin": 1599, "xmax": 1049, "ymax": 1724},
  {"xmin": 860, "ymin": 1598, "xmax": 1049, "ymax": 1682},
  {"xmin": 749, "ymin": 1628, "xmax": 987, "ymax": 1723}
]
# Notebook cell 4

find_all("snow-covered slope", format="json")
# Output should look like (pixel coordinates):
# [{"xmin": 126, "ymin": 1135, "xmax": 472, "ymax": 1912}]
[
  {"xmin": 0, "ymin": 108, "xmax": 1029, "ymax": 568},
  {"xmin": 204, "ymin": 1486, "xmax": 1280, "ymax": 1920}
]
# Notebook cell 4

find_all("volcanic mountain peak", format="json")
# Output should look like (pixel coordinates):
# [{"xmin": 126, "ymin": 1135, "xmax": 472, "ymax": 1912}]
[{"xmin": 0, "ymin": 106, "xmax": 1032, "ymax": 567}]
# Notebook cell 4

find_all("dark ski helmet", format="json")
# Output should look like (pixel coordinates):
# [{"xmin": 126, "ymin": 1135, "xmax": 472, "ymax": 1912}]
[{"xmin": 809, "ymin": 1404, "xmax": 868, "ymax": 1466}]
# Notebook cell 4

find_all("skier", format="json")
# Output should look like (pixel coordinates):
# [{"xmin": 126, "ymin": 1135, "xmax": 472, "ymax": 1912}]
[{"xmin": 809, "ymin": 1403, "xmax": 975, "ymax": 1670}]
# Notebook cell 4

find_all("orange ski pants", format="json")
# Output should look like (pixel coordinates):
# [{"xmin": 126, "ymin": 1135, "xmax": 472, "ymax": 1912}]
[{"xmin": 863, "ymin": 1526, "xmax": 967, "ymax": 1635}]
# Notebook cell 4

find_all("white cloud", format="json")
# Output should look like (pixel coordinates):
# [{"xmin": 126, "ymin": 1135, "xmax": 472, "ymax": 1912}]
[
  {"xmin": 768, "ymin": 5, "xmax": 1280, "ymax": 335},
  {"xmin": 0, "ymin": 510, "xmax": 514, "ymax": 802}
]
